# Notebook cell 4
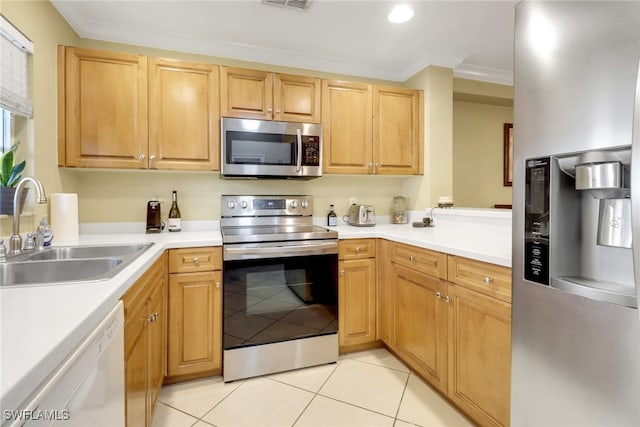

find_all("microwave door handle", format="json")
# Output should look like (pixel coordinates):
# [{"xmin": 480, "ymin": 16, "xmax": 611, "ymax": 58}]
[
  {"xmin": 631, "ymin": 56, "xmax": 640, "ymax": 315},
  {"xmin": 296, "ymin": 129, "xmax": 302, "ymax": 173}
]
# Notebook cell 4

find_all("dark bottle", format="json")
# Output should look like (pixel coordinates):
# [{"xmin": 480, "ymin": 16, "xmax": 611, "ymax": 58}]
[
  {"xmin": 328, "ymin": 204, "xmax": 337, "ymax": 226},
  {"xmin": 168, "ymin": 191, "xmax": 182, "ymax": 232}
]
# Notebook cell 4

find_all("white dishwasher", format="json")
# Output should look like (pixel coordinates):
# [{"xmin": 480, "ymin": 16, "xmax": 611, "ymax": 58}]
[{"xmin": 5, "ymin": 301, "xmax": 125, "ymax": 427}]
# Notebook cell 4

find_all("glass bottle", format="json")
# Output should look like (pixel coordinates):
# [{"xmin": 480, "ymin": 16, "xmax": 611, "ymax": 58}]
[
  {"xmin": 328, "ymin": 204, "xmax": 337, "ymax": 226},
  {"xmin": 168, "ymin": 191, "xmax": 182, "ymax": 232}
]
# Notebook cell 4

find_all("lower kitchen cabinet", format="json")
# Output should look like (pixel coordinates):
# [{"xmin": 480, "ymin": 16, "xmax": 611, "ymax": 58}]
[
  {"xmin": 166, "ymin": 247, "xmax": 222, "ymax": 381},
  {"xmin": 389, "ymin": 262, "xmax": 448, "ymax": 394},
  {"xmin": 380, "ymin": 241, "xmax": 512, "ymax": 427},
  {"xmin": 122, "ymin": 253, "xmax": 167, "ymax": 427},
  {"xmin": 338, "ymin": 239, "xmax": 377, "ymax": 349},
  {"xmin": 447, "ymin": 283, "xmax": 512, "ymax": 427}
]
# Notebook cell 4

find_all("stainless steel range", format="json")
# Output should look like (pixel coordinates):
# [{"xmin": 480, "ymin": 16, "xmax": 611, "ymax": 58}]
[{"xmin": 220, "ymin": 195, "xmax": 339, "ymax": 382}]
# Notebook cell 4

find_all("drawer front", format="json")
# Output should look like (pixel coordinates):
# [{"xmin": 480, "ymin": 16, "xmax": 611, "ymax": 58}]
[
  {"xmin": 339, "ymin": 239, "xmax": 376, "ymax": 260},
  {"xmin": 169, "ymin": 247, "xmax": 222, "ymax": 273},
  {"xmin": 447, "ymin": 255, "xmax": 512, "ymax": 303},
  {"xmin": 390, "ymin": 242, "xmax": 447, "ymax": 279}
]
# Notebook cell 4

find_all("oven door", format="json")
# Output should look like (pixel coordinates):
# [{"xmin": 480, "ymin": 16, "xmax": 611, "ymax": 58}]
[
  {"xmin": 221, "ymin": 117, "xmax": 322, "ymax": 178},
  {"xmin": 223, "ymin": 243, "xmax": 338, "ymax": 351}
]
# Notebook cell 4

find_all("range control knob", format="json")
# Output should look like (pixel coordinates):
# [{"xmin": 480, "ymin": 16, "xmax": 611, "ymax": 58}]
[
  {"xmin": 301, "ymin": 200, "xmax": 309, "ymax": 209},
  {"xmin": 289, "ymin": 200, "xmax": 298, "ymax": 209},
  {"xmin": 240, "ymin": 201, "xmax": 248, "ymax": 209},
  {"xmin": 226, "ymin": 201, "xmax": 236, "ymax": 209}
]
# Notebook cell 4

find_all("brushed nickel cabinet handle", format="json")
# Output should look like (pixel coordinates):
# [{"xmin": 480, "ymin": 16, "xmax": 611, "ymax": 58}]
[
  {"xmin": 409, "ymin": 255, "xmax": 414, "ymax": 262},
  {"xmin": 483, "ymin": 277, "xmax": 493, "ymax": 285},
  {"xmin": 193, "ymin": 257, "xmax": 200, "ymax": 265},
  {"xmin": 340, "ymin": 270, "xmax": 345, "ymax": 276},
  {"xmin": 444, "ymin": 296, "xmax": 451, "ymax": 303},
  {"xmin": 435, "ymin": 291, "xmax": 442, "ymax": 298},
  {"xmin": 216, "ymin": 282, "xmax": 221, "ymax": 288}
]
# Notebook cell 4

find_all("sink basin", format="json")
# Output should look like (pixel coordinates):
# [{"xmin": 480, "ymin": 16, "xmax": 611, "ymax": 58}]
[
  {"xmin": 22, "ymin": 243, "xmax": 153, "ymax": 261},
  {"xmin": 0, "ymin": 258, "xmax": 125, "ymax": 287},
  {"xmin": 1, "ymin": 243, "xmax": 154, "ymax": 287}
]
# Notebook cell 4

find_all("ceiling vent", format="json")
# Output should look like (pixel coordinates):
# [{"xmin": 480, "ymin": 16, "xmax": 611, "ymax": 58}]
[{"xmin": 262, "ymin": 0, "xmax": 312, "ymax": 11}]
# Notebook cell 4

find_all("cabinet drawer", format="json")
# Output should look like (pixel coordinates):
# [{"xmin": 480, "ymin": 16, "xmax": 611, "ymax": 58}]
[
  {"xmin": 390, "ymin": 242, "xmax": 447, "ymax": 279},
  {"xmin": 169, "ymin": 247, "xmax": 222, "ymax": 273},
  {"xmin": 447, "ymin": 255, "xmax": 512, "ymax": 303},
  {"xmin": 339, "ymin": 239, "xmax": 376, "ymax": 260}
]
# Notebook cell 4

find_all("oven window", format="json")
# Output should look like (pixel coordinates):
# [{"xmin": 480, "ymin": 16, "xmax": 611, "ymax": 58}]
[
  {"xmin": 226, "ymin": 131, "xmax": 296, "ymax": 165},
  {"xmin": 223, "ymin": 254, "xmax": 338, "ymax": 350}
]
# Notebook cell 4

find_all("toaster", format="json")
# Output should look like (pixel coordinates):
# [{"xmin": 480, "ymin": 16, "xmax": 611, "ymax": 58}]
[{"xmin": 344, "ymin": 204, "xmax": 376, "ymax": 227}]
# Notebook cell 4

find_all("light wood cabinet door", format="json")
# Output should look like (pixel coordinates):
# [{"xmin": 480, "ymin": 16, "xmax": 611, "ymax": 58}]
[
  {"xmin": 273, "ymin": 74, "xmax": 321, "ymax": 123},
  {"xmin": 447, "ymin": 284, "xmax": 511, "ymax": 427},
  {"xmin": 373, "ymin": 86, "xmax": 422, "ymax": 175},
  {"xmin": 167, "ymin": 271, "xmax": 222, "ymax": 377},
  {"xmin": 392, "ymin": 263, "xmax": 448, "ymax": 394},
  {"xmin": 124, "ymin": 308, "xmax": 147, "ymax": 427},
  {"xmin": 322, "ymin": 80, "xmax": 373, "ymax": 174},
  {"xmin": 122, "ymin": 254, "xmax": 167, "ymax": 427},
  {"xmin": 376, "ymin": 239, "xmax": 394, "ymax": 344},
  {"xmin": 62, "ymin": 46, "xmax": 148, "ymax": 168},
  {"xmin": 338, "ymin": 258, "xmax": 376, "ymax": 348},
  {"xmin": 147, "ymin": 282, "xmax": 165, "ymax": 423},
  {"xmin": 148, "ymin": 58, "xmax": 220, "ymax": 171},
  {"xmin": 220, "ymin": 67, "xmax": 273, "ymax": 120}
]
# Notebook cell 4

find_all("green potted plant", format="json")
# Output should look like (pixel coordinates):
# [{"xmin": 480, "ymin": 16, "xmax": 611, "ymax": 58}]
[{"xmin": 0, "ymin": 141, "xmax": 27, "ymax": 215}]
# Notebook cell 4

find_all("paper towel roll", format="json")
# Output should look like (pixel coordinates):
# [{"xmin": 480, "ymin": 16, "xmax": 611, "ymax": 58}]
[{"xmin": 50, "ymin": 193, "xmax": 79, "ymax": 243}]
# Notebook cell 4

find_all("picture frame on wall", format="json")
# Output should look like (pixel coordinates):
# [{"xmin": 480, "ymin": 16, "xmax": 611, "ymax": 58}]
[{"xmin": 503, "ymin": 123, "xmax": 513, "ymax": 187}]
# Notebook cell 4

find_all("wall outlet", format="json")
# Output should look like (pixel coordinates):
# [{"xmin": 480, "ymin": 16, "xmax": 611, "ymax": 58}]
[{"xmin": 349, "ymin": 197, "xmax": 357, "ymax": 205}]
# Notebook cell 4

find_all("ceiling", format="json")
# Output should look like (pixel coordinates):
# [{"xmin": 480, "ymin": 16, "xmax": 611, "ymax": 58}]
[{"xmin": 51, "ymin": 0, "xmax": 517, "ymax": 85}]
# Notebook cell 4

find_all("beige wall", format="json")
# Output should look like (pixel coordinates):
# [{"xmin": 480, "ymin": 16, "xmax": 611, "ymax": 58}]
[
  {"xmin": 0, "ymin": 0, "xmax": 478, "ymax": 235},
  {"xmin": 452, "ymin": 80, "xmax": 513, "ymax": 208}
]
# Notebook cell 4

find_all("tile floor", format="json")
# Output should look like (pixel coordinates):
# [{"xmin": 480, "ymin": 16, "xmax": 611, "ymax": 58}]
[{"xmin": 152, "ymin": 348, "xmax": 474, "ymax": 427}]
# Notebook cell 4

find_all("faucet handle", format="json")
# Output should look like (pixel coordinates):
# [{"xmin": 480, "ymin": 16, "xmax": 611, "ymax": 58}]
[
  {"xmin": 0, "ymin": 239, "xmax": 6, "ymax": 262},
  {"xmin": 22, "ymin": 233, "xmax": 36, "ymax": 251}
]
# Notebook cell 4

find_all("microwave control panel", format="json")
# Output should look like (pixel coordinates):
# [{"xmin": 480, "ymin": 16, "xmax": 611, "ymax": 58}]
[
  {"xmin": 524, "ymin": 157, "xmax": 550, "ymax": 285},
  {"xmin": 302, "ymin": 136, "xmax": 320, "ymax": 166}
]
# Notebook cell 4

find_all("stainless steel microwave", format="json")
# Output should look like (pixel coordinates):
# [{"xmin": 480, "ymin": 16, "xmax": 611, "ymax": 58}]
[{"xmin": 221, "ymin": 117, "xmax": 323, "ymax": 179}]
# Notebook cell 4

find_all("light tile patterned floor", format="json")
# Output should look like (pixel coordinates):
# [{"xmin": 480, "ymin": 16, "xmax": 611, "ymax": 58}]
[{"xmin": 152, "ymin": 348, "xmax": 473, "ymax": 427}]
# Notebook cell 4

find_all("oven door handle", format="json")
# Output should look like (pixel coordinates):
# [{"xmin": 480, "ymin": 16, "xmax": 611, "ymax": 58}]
[
  {"xmin": 296, "ymin": 129, "xmax": 302, "ymax": 173},
  {"xmin": 225, "ymin": 241, "xmax": 337, "ymax": 260}
]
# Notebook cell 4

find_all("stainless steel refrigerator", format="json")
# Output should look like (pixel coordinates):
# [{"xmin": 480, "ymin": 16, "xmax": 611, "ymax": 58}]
[{"xmin": 512, "ymin": 2, "xmax": 640, "ymax": 425}]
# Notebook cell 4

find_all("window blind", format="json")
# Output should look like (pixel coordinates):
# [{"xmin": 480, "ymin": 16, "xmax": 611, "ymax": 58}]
[{"xmin": 0, "ymin": 15, "xmax": 33, "ymax": 117}]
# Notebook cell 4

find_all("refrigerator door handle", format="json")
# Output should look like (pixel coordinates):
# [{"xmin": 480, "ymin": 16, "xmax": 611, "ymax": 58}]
[{"xmin": 632, "ymin": 56, "xmax": 640, "ymax": 316}]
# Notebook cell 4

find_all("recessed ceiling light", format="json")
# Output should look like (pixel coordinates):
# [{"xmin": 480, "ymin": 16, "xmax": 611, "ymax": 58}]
[{"xmin": 388, "ymin": 5, "xmax": 414, "ymax": 24}]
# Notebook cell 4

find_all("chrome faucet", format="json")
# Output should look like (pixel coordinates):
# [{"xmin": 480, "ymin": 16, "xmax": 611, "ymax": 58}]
[{"xmin": 9, "ymin": 176, "xmax": 47, "ymax": 255}]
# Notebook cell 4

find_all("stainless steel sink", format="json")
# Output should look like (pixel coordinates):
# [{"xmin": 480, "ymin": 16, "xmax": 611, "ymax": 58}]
[
  {"xmin": 1, "ymin": 258, "xmax": 124, "ymax": 286},
  {"xmin": 22, "ymin": 243, "xmax": 153, "ymax": 261},
  {"xmin": 0, "ymin": 243, "xmax": 154, "ymax": 287}
]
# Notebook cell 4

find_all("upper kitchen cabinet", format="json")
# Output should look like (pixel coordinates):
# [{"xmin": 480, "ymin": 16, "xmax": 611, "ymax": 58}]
[
  {"xmin": 373, "ymin": 85, "xmax": 423, "ymax": 175},
  {"xmin": 322, "ymin": 80, "xmax": 373, "ymax": 174},
  {"xmin": 58, "ymin": 46, "xmax": 220, "ymax": 170},
  {"xmin": 58, "ymin": 46, "xmax": 148, "ymax": 169},
  {"xmin": 322, "ymin": 80, "xmax": 423, "ymax": 175},
  {"xmin": 148, "ymin": 58, "xmax": 220, "ymax": 170},
  {"xmin": 220, "ymin": 66, "xmax": 321, "ymax": 123}
]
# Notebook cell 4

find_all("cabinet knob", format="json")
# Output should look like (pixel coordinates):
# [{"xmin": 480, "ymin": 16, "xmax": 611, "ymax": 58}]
[
  {"xmin": 444, "ymin": 296, "xmax": 451, "ymax": 303},
  {"xmin": 409, "ymin": 255, "xmax": 414, "ymax": 262},
  {"xmin": 193, "ymin": 257, "xmax": 200, "ymax": 265},
  {"xmin": 148, "ymin": 312, "xmax": 159, "ymax": 323},
  {"xmin": 435, "ymin": 291, "xmax": 442, "ymax": 298},
  {"xmin": 267, "ymin": 107, "xmax": 273, "ymax": 113},
  {"xmin": 375, "ymin": 162, "xmax": 381, "ymax": 168},
  {"xmin": 138, "ymin": 154, "xmax": 145, "ymax": 162},
  {"xmin": 340, "ymin": 270, "xmax": 345, "ymax": 276},
  {"xmin": 275, "ymin": 108, "xmax": 281, "ymax": 113},
  {"xmin": 216, "ymin": 282, "xmax": 221, "ymax": 288},
  {"xmin": 355, "ymin": 247, "xmax": 361, "ymax": 253},
  {"xmin": 483, "ymin": 277, "xmax": 493, "ymax": 285}
]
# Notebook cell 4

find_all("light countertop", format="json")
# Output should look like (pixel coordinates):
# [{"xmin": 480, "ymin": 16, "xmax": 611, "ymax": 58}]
[{"xmin": 1, "ymin": 210, "xmax": 511, "ymax": 414}]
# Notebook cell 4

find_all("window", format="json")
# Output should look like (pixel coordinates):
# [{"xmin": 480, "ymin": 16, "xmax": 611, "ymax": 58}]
[{"xmin": 0, "ymin": 15, "xmax": 33, "ymax": 154}]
